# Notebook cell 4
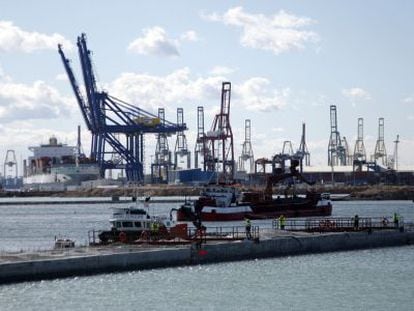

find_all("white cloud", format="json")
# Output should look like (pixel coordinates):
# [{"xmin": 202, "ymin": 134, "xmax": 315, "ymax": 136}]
[
  {"xmin": 342, "ymin": 87, "xmax": 371, "ymax": 100},
  {"xmin": 55, "ymin": 73, "xmax": 68, "ymax": 81},
  {"xmin": 209, "ymin": 66, "xmax": 236, "ymax": 76},
  {"xmin": 180, "ymin": 30, "xmax": 199, "ymax": 42},
  {"xmin": 202, "ymin": 7, "xmax": 319, "ymax": 55},
  {"xmin": 0, "ymin": 64, "xmax": 12, "ymax": 83},
  {"xmin": 402, "ymin": 96, "xmax": 414, "ymax": 104},
  {"xmin": 0, "ymin": 21, "xmax": 74, "ymax": 53},
  {"xmin": 0, "ymin": 79, "xmax": 75, "ymax": 122},
  {"xmin": 107, "ymin": 68, "xmax": 289, "ymax": 113},
  {"xmin": 127, "ymin": 26, "xmax": 179, "ymax": 57},
  {"xmin": 236, "ymin": 77, "xmax": 289, "ymax": 111},
  {"xmin": 0, "ymin": 123, "xmax": 74, "ymax": 148},
  {"xmin": 108, "ymin": 68, "xmax": 222, "ymax": 110}
]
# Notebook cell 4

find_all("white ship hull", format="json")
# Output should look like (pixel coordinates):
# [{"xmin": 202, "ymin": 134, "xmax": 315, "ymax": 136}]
[
  {"xmin": 23, "ymin": 173, "xmax": 71, "ymax": 184},
  {"xmin": 24, "ymin": 164, "xmax": 100, "ymax": 188}
]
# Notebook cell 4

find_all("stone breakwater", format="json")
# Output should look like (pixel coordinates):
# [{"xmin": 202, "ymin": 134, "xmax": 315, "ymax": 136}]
[{"xmin": 1, "ymin": 230, "xmax": 413, "ymax": 285}]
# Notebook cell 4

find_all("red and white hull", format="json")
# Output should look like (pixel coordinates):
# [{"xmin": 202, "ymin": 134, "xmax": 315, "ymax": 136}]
[{"xmin": 176, "ymin": 203, "xmax": 333, "ymax": 222}]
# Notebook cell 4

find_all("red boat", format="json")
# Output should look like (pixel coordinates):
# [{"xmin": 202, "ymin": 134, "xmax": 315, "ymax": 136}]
[
  {"xmin": 176, "ymin": 190, "xmax": 332, "ymax": 222},
  {"xmin": 175, "ymin": 160, "xmax": 332, "ymax": 222}
]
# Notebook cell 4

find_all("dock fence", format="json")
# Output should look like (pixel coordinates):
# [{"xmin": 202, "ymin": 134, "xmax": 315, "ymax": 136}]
[{"xmin": 272, "ymin": 216, "xmax": 405, "ymax": 233}]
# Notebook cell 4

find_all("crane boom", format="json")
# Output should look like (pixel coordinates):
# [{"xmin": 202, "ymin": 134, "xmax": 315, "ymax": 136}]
[{"xmin": 58, "ymin": 44, "xmax": 92, "ymax": 131}]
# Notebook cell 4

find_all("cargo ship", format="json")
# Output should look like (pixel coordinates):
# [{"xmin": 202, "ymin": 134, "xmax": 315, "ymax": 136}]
[
  {"xmin": 174, "ymin": 160, "xmax": 332, "ymax": 221},
  {"xmin": 23, "ymin": 136, "xmax": 100, "ymax": 190}
]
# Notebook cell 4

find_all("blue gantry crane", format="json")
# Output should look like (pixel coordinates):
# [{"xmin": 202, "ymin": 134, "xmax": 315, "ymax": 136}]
[{"xmin": 58, "ymin": 33, "xmax": 186, "ymax": 182}]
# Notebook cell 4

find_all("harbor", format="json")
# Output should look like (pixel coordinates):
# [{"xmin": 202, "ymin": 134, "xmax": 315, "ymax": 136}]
[
  {"xmin": 1, "ymin": 2, "xmax": 414, "ymax": 310},
  {"xmin": 1, "ymin": 204, "xmax": 413, "ymax": 285}
]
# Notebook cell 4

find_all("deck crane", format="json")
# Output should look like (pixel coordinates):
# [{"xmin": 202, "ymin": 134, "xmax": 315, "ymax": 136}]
[{"xmin": 58, "ymin": 33, "xmax": 186, "ymax": 182}]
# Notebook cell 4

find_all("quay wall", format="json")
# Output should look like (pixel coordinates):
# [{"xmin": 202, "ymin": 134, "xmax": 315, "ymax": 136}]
[
  {"xmin": 196, "ymin": 230, "xmax": 414, "ymax": 264},
  {"xmin": 1, "ymin": 230, "xmax": 413, "ymax": 285}
]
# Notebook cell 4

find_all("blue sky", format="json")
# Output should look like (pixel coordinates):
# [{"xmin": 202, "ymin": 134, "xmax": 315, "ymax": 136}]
[{"xmin": 1, "ymin": 0, "xmax": 413, "ymax": 176}]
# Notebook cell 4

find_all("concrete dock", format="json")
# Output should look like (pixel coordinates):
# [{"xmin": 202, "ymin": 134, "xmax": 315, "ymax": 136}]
[{"xmin": 1, "ymin": 229, "xmax": 413, "ymax": 285}]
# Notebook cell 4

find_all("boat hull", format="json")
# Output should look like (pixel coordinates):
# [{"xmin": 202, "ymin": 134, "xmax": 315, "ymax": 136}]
[{"xmin": 176, "ymin": 202, "xmax": 333, "ymax": 222}]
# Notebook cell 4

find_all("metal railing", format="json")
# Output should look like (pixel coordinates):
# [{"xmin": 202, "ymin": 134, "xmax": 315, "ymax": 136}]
[
  {"xmin": 88, "ymin": 225, "xmax": 260, "ymax": 246},
  {"xmin": 88, "ymin": 230, "xmax": 101, "ymax": 245},
  {"xmin": 188, "ymin": 225, "xmax": 260, "ymax": 241},
  {"xmin": 272, "ymin": 216, "xmax": 405, "ymax": 233}
]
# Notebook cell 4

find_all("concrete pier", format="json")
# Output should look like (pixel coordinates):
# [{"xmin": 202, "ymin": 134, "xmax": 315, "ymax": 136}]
[{"xmin": 1, "ymin": 230, "xmax": 413, "ymax": 285}]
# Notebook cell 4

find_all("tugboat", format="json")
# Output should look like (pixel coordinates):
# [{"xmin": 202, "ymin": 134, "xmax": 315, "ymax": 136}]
[
  {"xmin": 98, "ymin": 199, "xmax": 174, "ymax": 243},
  {"xmin": 176, "ymin": 186, "xmax": 253, "ymax": 221},
  {"xmin": 175, "ymin": 160, "xmax": 332, "ymax": 221}
]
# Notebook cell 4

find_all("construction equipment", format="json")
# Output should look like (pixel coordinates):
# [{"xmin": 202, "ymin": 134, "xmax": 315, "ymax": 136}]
[
  {"xmin": 203, "ymin": 82, "xmax": 235, "ymax": 183},
  {"xmin": 151, "ymin": 108, "xmax": 175, "ymax": 183},
  {"xmin": 372, "ymin": 118, "xmax": 387, "ymax": 166},
  {"xmin": 174, "ymin": 108, "xmax": 191, "ymax": 169},
  {"xmin": 58, "ymin": 34, "xmax": 186, "ymax": 182},
  {"xmin": 295, "ymin": 122, "xmax": 310, "ymax": 171},
  {"xmin": 328, "ymin": 105, "xmax": 347, "ymax": 166},
  {"xmin": 388, "ymin": 134, "xmax": 400, "ymax": 170},
  {"xmin": 194, "ymin": 106, "xmax": 206, "ymax": 169},
  {"xmin": 353, "ymin": 118, "xmax": 366, "ymax": 162},
  {"xmin": 238, "ymin": 119, "xmax": 254, "ymax": 173},
  {"xmin": 4, "ymin": 150, "xmax": 18, "ymax": 180}
]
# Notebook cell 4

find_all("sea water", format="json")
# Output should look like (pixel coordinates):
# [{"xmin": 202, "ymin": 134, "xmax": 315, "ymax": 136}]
[{"xmin": 0, "ymin": 199, "xmax": 413, "ymax": 310}]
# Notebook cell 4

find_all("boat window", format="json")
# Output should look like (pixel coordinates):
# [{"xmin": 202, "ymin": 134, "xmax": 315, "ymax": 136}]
[
  {"xmin": 130, "ymin": 209, "xmax": 147, "ymax": 215},
  {"xmin": 115, "ymin": 222, "xmax": 121, "ymax": 228},
  {"xmin": 134, "ymin": 222, "xmax": 142, "ymax": 228},
  {"xmin": 122, "ymin": 222, "xmax": 133, "ymax": 228}
]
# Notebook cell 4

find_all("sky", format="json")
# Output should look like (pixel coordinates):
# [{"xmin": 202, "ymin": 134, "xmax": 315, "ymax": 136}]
[{"xmin": 1, "ymin": 0, "xmax": 413, "ymax": 177}]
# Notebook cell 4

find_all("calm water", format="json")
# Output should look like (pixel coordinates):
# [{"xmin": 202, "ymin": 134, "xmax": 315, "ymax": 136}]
[
  {"xmin": 0, "ymin": 199, "xmax": 414, "ymax": 310},
  {"xmin": 0, "ymin": 246, "xmax": 413, "ymax": 311}
]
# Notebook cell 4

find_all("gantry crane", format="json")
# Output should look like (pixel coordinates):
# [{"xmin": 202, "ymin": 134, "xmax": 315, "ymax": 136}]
[
  {"xmin": 372, "ymin": 118, "xmax": 387, "ymax": 166},
  {"xmin": 174, "ymin": 108, "xmax": 191, "ymax": 169},
  {"xmin": 353, "ymin": 117, "xmax": 366, "ymax": 171},
  {"xmin": 194, "ymin": 106, "xmax": 205, "ymax": 169},
  {"xmin": 238, "ymin": 119, "xmax": 254, "ymax": 173},
  {"xmin": 392, "ymin": 134, "xmax": 400, "ymax": 171},
  {"xmin": 203, "ymin": 82, "xmax": 235, "ymax": 183},
  {"xmin": 58, "ymin": 34, "xmax": 186, "ymax": 182},
  {"xmin": 328, "ymin": 105, "xmax": 347, "ymax": 166},
  {"xmin": 151, "ymin": 108, "xmax": 175, "ymax": 183},
  {"xmin": 295, "ymin": 122, "xmax": 310, "ymax": 171}
]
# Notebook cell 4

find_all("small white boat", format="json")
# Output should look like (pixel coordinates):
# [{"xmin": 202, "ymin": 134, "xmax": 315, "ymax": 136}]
[
  {"xmin": 98, "ymin": 204, "xmax": 174, "ymax": 243},
  {"xmin": 54, "ymin": 237, "xmax": 75, "ymax": 249}
]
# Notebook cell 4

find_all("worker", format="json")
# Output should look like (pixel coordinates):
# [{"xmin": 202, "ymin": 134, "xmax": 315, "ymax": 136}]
[
  {"xmin": 279, "ymin": 215, "xmax": 286, "ymax": 230},
  {"xmin": 150, "ymin": 222, "xmax": 154, "ymax": 239},
  {"xmin": 382, "ymin": 217, "xmax": 388, "ymax": 227},
  {"xmin": 245, "ymin": 217, "xmax": 252, "ymax": 239},
  {"xmin": 353, "ymin": 214, "xmax": 359, "ymax": 230},
  {"xmin": 151, "ymin": 222, "xmax": 159, "ymax": 240},
  {"xmin": 393, "ymin": 213, "xmax": 399, "ymax": 229}
]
